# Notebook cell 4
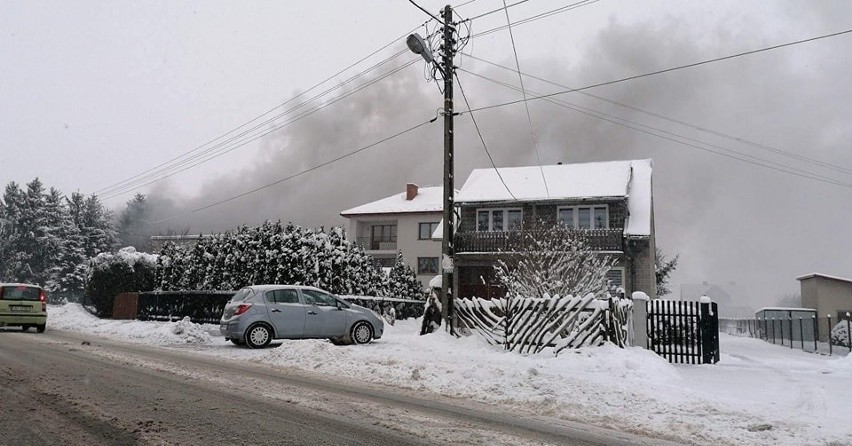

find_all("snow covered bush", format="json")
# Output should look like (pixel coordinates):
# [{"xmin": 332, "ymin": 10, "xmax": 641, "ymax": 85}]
[
  {"xmin": 86, "ymin": 247, "xmax": 158, "ymax": 317},
  {"xmin": 155, "ymin": 221, "xmax": 389, "ymax": 298},
  {"xmin": 494, "ymin": 222, "xmax": 615, "ymax": 299},
  {"xmin": 831, "ymin": 320, "xmax": 851, "ymax": 346}
]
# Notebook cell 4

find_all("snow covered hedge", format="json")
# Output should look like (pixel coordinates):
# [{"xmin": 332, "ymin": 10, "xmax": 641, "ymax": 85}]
[
  {"xmin": 86, "ymin": 247, "xmax": 158, "ymax": 317},
  {"xmin": 156, "ymin": 221, "xmax": 425, "ymax": 309}
]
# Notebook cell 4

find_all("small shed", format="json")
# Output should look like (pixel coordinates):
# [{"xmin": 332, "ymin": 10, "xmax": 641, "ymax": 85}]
[{"xmin": 755, "ymin": 307, "xmax": 818, "ymax": 344}]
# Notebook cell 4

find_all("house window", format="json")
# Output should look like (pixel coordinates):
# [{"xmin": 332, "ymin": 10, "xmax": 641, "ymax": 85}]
[
  {"xmin": 558, "ymin": 206, "xmax": 608, "ymax": 229},
  {"xmin": 418, "ymin": 257, "xmax": 439, "ymax": 274},
  {"xmin": 476, "ymin": 208, "xmax": 522, "ymax": 232},
  {"xmin": 419, "ymin": 222, "xmax": 439, "ymax": 240},
  {"xmin": 606, "ymin": 268, "xmax": 625, "ymax": 290},
  {"xmin": 370, "ymin": 224, "xmax": 397, "ymax": 249}
]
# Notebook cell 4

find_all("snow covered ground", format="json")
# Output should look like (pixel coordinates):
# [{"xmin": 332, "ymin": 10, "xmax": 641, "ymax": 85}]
[{"xmin": 46, "ymin": 304, "xmax": 852, "ymax": 445}]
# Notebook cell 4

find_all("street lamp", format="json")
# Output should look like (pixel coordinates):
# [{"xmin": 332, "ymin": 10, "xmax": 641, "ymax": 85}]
[{"xmin": 407, "ymin": 6, "xmax": 456, "ymax": 335}]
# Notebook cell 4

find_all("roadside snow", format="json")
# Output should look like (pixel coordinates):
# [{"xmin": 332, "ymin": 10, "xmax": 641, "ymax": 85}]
[{"xmin": 47, "ymin": 303, "xmax": 852, "ymax": 445}]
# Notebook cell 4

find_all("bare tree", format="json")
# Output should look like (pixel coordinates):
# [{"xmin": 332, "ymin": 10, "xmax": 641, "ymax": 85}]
[{"xmin": 494, "ymin": 222, "xmax": 616, "ymax": 300}]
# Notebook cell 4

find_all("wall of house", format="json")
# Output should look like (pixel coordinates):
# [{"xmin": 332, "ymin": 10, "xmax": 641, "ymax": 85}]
[
  {"xmin": 346, "ymin": 212, "xmax": 443, "ymax": 291},
  {"xmin": 626, "ymin": 238, "xmax": 656, "ymax": 299},
  {"xmin": 800, "ymin": 276, "xmax": 852, "ymax": 341}
]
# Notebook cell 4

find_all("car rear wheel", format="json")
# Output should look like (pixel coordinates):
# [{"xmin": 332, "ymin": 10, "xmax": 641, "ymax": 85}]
[
  {"xmin": 351, "ymin": 321, "xmax": 373, "ymax": 345},
  {"xmin": 36, "ymin": 324, "xmax": 45, "ymax": 333},
  {"xmin": 245, "ymin": 324, "xmax": 272, "ymax": 349}
]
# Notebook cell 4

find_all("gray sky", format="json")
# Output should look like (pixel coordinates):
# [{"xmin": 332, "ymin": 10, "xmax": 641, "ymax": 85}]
[{"xmin": 2, "ymin": 1, "xmax": 852, "ymax": 308}]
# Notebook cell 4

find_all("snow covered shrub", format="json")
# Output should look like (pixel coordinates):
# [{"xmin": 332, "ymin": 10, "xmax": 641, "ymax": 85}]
[
  {"xmin": 155, "ymin": 221, "xmax": 389, "ymax": 297},
  {"xmin": 494, "ymin": 221, "xmax": 615, "ymax": 299},
  {"xmin": 831, "ymin": 321, "xmax": 851, "ymax": 346},
  {"xmin": 86, "ymin": 247, "xmax": 157, "ymax": 317}
]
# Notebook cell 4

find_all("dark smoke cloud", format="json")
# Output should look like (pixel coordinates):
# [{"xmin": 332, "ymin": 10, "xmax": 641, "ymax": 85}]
[{"xmin": 143, "ymin": 12, "xmax": 852, "ymax": 309}]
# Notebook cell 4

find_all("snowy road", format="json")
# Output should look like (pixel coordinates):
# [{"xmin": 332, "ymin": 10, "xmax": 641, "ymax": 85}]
[{"xmin": 0, "ymin": 329, "xmax": 673, "ymax": 446}]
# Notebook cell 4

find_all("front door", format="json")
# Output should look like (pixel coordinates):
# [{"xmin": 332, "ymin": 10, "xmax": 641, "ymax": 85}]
[
  {"xmin": 301, "ymin": 289, "xmax": 348, "ymax": 338},
  {"xmin": 265, "ymin": 288, "xmax": 306, "ymax": 338}
]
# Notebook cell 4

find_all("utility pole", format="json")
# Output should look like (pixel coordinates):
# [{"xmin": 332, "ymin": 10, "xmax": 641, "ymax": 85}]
[{"xmin": 440, "ymin": 4, "xmax": 456, "ymax": 335}]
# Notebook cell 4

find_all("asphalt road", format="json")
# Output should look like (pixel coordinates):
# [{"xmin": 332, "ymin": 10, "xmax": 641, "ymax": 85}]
[{"xmin": 0, "ymin": 329, "xmax": 682, "ymax": 445}]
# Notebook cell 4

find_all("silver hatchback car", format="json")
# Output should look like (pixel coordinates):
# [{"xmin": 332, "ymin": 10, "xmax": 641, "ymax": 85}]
[{"xmin": 220, "ymin": 285, "xmax": 384, "ymax": 348}]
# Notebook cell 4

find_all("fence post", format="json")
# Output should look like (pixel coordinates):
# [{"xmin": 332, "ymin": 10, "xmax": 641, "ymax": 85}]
[
  {"xmin": 813, "ymin": 315, "xmax": 818, "ymax": 352},
  {"xmin": 632, "ymin": 291, "xmax": 649, "ymax": 349},
  {"xmin": 771, "ymin": 318, "xmax": 776, "ymax": 344},
  {"xmin": 847, "ymin": 313, "xmax": 851, "ymax": 353},
  {"xmin": 699, "ymin": 296, "xmax": 717, "ymax": 364},
  {"xmin": 828, "ymin": 314, "xmax": 832, "ymax": 356},
  {"xmin": 799, "ymin": 317, "xmax": 804, "ymax": 350},
  {"xmin": 789, "ymin": 313, "xmax": 793, "ymax": 349}
]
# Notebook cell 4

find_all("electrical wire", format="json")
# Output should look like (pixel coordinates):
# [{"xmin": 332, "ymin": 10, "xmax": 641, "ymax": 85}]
[
  {"xmin": 470, "ymin": 0, "xmax": 600, "ymax": 39},
  {"xmin": 95, "ymin": 22, "xmax": 429, "ymax": 197},
  {"xmin": 461, "ymin": 27, "xmax": 852, "ymax": 114},
  {"xmin": 501, "ymin": 0, "xmax": 550, "ymax": 197},
  {"xmin": 458, "ymin": 67, "xmax": 852, "ymax": 189},
  {"xmin": 408, "ymin": 0, "xmax": 445, "ymax": 25},
  {"xmin": 150, "ymin": 115, "xmax": 440, "ymax": 224},
  {"xmin": 99, "ymin": 50, "xmax": 411, "ymax": 198},
  {"xmin": 468, "ymin": 0, "xmax": 532, "ymax": 21},
  {"xmin": 463, "ymin": 52, "xmax": 852, "ymax": 178},
  {"xmin": 101, "ymin": 59, "xmax": 420, "ymax": 201},
  {"xmin": 454, "ymin": 72, "xmax": 519, "ymax": 200}
]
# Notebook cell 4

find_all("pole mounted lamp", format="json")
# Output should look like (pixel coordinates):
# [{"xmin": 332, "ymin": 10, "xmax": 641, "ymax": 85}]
[{"xmin": 407, "ymin": 6, "xmax": 456, "ymax": 335}]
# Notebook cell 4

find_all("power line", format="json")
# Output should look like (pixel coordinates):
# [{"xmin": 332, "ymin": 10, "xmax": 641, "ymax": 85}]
[
  {"xmin": 467, "ymin": 0, "xmax": 532, "ymax": 21},
  {"xmin": 458, "ymin": 67, "xmax": 852, "ymax": 189},
  {"xmin": 102, "ymin": 58, "xmax": 420, "ymax": 201},
  {"xmin": 95, "ymin": 22, "xmax": 429, "ymax": 197},
  {"xmin": 463, "ymin": 52, "xmax": 852, "ymax": 178},
  {"xmin": 463, "ymin": 27, "xmax": 852, "ymax": 115},
  {"xmin": 470, "ymin": 0, "xmax": 600, "ymax": 39},
  {"xmin": 454, "ymin": 72, "xmax": 518, "ymax": 200},
  {"xmin": 408, "ymin": 0, "xmax": 445, "ymax": 24},
  {"xmin": 150, "ymin": 115, "xmax": 440, "ymax": 225},
  {"xmin": 500, "ymin": 0, "xmax": 549, "ymax": 197},
  {"xmin": 99, "ymin": 50, "xmax": 412, "ymax": 198}
]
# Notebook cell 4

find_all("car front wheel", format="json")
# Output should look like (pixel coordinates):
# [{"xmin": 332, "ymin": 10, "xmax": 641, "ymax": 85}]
[
  {"xmin": 351, "ymin": 321, "xmax": 373, "ymax": 345},
  {"xmin": 245, "ymin": 324, "xmax": 272, "ymax": 349}
]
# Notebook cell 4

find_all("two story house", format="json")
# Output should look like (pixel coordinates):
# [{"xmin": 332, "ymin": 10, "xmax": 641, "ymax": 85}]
[
  {"xmin": 340, "ymin": 184, "xmax": 443, "ymax": 290},
  {"xmin": 453, "ymin": 159, "xmax": 656, "ymax": 300}
]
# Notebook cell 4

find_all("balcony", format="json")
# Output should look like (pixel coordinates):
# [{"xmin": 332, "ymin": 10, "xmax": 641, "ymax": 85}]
[
  {"xmin": 455, "ymin": 228, "xmax": 623, "ymax": 253},
  {"xmin": 356, "ymin": 236, "xmax": 398, "ymax": 251}
]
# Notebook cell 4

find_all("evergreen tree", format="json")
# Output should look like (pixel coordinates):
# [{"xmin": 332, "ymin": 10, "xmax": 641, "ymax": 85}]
[
  {"xmin": 0, "ymin": 182, "xmax": 25, "ymax": 280},
  {"xmin": 387, "ymin": 251, "xmax": 424, "ymax": 300},
  {"xmin": 81, "ymin": 194, "xmax": 117, "ymax": 258},
  {"xmin": 117, "ymin": 193, "xmax": 151, "ymax": 251},
  {"xmin": 44, "ymin": 188, "xmax": 88, "ymax": 299},
  {"xmin": 655, "ymin": 248, "xmax": 679, "ymax": 297}
]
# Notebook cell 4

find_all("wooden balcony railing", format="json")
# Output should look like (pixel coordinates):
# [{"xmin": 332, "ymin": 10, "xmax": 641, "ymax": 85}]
[{"xmin": 455, "ymin": 228, "xmax": 623, "ymax": 253}]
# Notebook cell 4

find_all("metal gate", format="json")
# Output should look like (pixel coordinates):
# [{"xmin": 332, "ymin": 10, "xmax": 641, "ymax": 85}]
[{"xmin": 647, "ymin": 299, "xmax": 719, "ymax": 364}]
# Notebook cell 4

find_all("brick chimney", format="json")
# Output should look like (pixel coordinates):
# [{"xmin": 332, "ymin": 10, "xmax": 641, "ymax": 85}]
[{"xmin": 406, "ymin": 183, "xmax": 419, "ymax": 201}]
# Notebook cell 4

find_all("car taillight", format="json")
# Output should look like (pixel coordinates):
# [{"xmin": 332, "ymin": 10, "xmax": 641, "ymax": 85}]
[
  {"xmin": 39, "ymin": 290, "xmax": 46, "ymax": 302},
  {"xmin": 234, "ymin": 304, "xmax": 252, "ymax": 316}
]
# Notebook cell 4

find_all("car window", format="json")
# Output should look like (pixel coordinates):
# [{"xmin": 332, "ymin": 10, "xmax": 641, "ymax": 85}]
[
  {"xmin": 230, "ymin": 288, "xmax": 253, "ymax": 303},
  {"xmin": 0, "ymin": 285, "xmax": 41, "ymax": 301},
  {"xmin": 302, "ymin": 289, "xmax": 337, "ymax": 307},
  {"xmin": 273, "ymin": 289, "xmax": 299, "ymax": 304}
]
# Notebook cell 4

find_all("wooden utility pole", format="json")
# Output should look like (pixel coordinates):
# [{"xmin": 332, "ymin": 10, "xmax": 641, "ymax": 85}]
[{"xmin": 440, "ymin": 4, "xmax": 455, "ymax": 334}]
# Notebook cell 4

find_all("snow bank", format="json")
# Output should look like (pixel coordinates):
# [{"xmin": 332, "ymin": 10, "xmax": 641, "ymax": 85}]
[
  {"xmin": 43, "ymin": 303, "xmax": 852, "ymax": 445},
  {"xmin": 48, "ymin": 304, "xmax": 213, "ymax": 344}
]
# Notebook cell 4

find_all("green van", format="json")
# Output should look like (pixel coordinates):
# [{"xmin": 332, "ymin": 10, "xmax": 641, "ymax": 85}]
[{"xmin": 0, "ymin": 283, "xmax": 47, "ymax": 332}]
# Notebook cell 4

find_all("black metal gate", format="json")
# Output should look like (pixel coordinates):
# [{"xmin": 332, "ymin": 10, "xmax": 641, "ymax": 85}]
[{"xmin": 647, "ymin": 300, "xmax": 719, "ymax": 364}]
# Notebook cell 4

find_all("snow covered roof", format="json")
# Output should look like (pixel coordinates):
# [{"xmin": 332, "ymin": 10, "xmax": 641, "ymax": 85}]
[
  {"xmin": 456, "ymin": 159, "xmax": 653, "ymax": 236},
  {"xmin": 796, "ymin": 273, "xmax": 852, "ymax": 284},
  {"xmin": 341, "ymin": 186, "xmax": 443, "ymax": 216}
]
